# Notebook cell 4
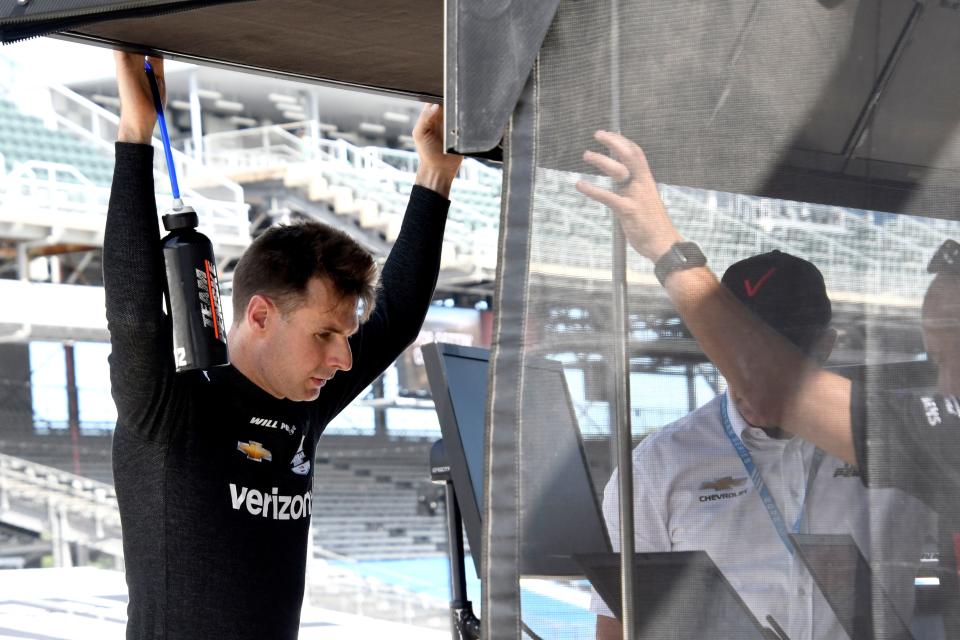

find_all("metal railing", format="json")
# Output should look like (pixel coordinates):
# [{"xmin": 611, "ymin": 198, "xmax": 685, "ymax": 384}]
[
  {"xmin": 531, "ymin": 168, "xmax": 958, "ymax": 304},
  {"xmin": 0, "ymin": 452, "xmax": 121, "ymax": 565},
  {"xmin": 0, "ymin": 68, "xmax": 251, "ymax": 254},
  {"xmin": 0, "ymin": 159, "xmax": 250, "ymax": 255},
  {"xmin": 203, "ymin": 121, "xmax": 501, "ymax": 272},
  {"xmin": 204, "ymin": 120, "xmax": 502, "ymax": 187},
  {"xmin": 45, "ymin": 83, "xmax": 246, "ymax": 205}
]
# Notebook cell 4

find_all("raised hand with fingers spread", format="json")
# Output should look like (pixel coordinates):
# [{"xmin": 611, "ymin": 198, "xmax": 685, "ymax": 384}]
[{"xmin": 576, "ymin": 130, "xmax": 684, "ymax": 262}]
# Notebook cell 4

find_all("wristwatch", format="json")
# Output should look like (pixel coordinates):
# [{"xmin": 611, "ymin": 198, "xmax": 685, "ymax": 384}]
[{"xmin": 653, "ymin": 242, "xmax": 707, "ymax": 286}]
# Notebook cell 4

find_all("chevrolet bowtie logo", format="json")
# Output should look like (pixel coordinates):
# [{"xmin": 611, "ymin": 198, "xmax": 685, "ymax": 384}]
[
  {"xmin": 237, "ymin": 441, "xmax": 273, "ymax": 462},
  {"xmin": 700, "ymin": 476, "xmax": 747, "ymax": 492}
]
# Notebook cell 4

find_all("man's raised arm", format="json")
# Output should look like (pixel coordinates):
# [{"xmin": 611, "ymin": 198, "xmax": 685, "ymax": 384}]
[
  {"xmin": 576, "ymin": 130, "xmax": 856, "ymax": 465},
  {"xmin": 104, "ymin": 53, "xmax": 180, "ymax": 441},
  {"xmin": 374, "ymin": 103, "xmax": 462, "ymax": 346},
  {"xmin": 319, "ymin": 104, "xmax": 463, "ymax": 416}
]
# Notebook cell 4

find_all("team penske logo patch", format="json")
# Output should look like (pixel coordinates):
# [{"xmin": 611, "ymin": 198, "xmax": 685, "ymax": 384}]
[
  {"xmin": 290, "ymin": 436, "xmax": 311, "ymax": 476},
  {"xmin": 698, "ymin": 476, "xmax": 748, "ymax": 502},
  {"xmin": 237, "ymin": 440, "xmax": 273, "ymax": 462},
  {"xmin": 229, "ymin": 484, "xmax": 312, "ymax": 520}
]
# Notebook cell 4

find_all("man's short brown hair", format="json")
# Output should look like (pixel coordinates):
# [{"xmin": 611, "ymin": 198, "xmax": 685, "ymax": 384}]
[{"xmin": 231, "ymin": 221, "xmax": 378, "ymax": 323}]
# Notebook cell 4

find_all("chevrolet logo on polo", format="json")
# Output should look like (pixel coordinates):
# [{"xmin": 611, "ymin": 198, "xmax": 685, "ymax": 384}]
[
  {"xmin": 237, "ymin": 440, "xmax": 273, "ymax": 462},
  {"xmin": 700, "ymin": 476, "xmax": 747, "ymax": 492}
]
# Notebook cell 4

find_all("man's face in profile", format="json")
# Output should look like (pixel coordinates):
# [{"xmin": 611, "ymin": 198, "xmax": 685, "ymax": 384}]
[
  {"xmin": 922, "ymin": 274, "xmax": 960, "ymax": 396},
  {"xmin": 258, "ymin": 276, "xmax": 359, "ymax": 402}
]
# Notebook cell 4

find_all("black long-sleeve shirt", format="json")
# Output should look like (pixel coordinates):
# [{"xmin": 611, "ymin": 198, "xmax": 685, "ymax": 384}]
[
  {"xmin": 852, "ymin": 385, "xmax": 960, "ymax": 637},
  {"xmin": 104, "ymin": 142, "xmax": 449, "ymax": 639}
]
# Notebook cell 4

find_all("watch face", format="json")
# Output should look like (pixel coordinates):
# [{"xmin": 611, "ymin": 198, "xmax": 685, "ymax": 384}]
[
  {"xmin": 655, "ymin": 243, "xmax": 706, "ymax": 285},
  {"xmin": 676, "ymin": 243, "xmax": 707, "ymax": 265}
]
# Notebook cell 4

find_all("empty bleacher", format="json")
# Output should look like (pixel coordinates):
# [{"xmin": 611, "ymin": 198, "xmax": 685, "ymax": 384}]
[
  {"xmin": 0, "ymin": 428, "xmax": 446, "ymax": 563},
  {"xmin": 530, "ymin": 167, "xmax": 956, "ymax": 306},
  {"xmin": 312, "ymin": 438, "xmax": 448, "ymax": 560},
  {"xmin": 0, "ymin": 72, "xmax": 251, "ymax": 278},
  {"xmin": 0, "ymin": 98, "xmax": 114, "ymax": 185},
  {"xmin": 0, "ymin": 450, "xmax": 123, "ymax": 570},
  {"xmin": 0, "ymin": 523, "xmax": 44, "ymax": 568},
  {"xmin": 203, "ymin": 123, "xmax": 501, "ymax": 274}
]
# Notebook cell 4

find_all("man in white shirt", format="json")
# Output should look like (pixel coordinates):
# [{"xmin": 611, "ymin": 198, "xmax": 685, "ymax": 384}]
[{"xmin": 592, "ymin": 251, "xmax": 932, "ymax": 640}]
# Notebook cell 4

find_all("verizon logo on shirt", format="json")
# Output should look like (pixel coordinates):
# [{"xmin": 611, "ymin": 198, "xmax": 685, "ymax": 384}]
[{"xmin": 229, "ymin": 483, "xmax": 312, "ymax": 520}]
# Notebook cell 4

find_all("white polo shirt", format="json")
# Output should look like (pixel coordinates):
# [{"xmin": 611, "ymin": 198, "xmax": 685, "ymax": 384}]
[{"xmin": 590, "ymin": 393, "xmax": 934, "ymax": 640}]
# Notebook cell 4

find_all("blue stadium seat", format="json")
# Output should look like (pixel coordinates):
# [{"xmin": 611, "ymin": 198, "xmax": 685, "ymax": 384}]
[{"xmin": 0, "ymin": 99, "xmax": 114, "ymax": 185}]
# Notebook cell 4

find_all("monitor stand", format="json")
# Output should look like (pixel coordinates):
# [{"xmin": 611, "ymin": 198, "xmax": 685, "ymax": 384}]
[
  {"xmin": 432, "ymin": 439, "xmax": 482, "ymax": 640},
  {"xmin": 431, "ymin": 440, "xmax": 545, "ymax": 640}
]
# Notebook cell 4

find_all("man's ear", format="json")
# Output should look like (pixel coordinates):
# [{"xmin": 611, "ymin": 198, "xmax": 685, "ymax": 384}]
[
  {"xmin": 245, "ymin": 294, "xmax": 272, "ymax": 331},
  {"xmin": 811, "ymin": 327, "xmax": 838, "ymax": 364}
]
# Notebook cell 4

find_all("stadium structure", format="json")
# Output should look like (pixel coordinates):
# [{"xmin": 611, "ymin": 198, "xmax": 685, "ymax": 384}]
[{"xmin": 0, "ymin": 38, "xmax": 955, "ymax": 638}]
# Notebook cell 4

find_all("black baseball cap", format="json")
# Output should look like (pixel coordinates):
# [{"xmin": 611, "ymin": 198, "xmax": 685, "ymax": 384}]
[
  {"xmin": 927, "ymin": 239, "xmax": 960, "ymax": 277},
  {"xmin": 721, "ymin": 250, "xmax": 832, "ymax": 353}
]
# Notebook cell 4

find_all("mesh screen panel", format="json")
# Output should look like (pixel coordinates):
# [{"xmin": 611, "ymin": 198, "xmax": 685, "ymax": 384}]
[{"xmin": 486, "ymin": 1, "xmax": 960, "ymax": 639}]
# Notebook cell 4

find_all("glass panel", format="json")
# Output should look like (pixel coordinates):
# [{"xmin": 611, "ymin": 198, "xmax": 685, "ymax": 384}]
[{"xmin": 493, "ymin": 0, "xmax": 960, "ymax": 638}]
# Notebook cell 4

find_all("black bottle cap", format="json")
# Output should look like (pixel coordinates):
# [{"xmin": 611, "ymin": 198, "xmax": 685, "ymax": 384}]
[{"xmin": 162, "ymin": 205, "xmax": 199, "ymax": 231}]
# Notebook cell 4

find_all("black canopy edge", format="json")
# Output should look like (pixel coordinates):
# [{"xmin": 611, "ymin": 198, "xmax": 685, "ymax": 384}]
[{"xmin": 0, "ymin": 0, "xmax": 251, "ymax": 44}]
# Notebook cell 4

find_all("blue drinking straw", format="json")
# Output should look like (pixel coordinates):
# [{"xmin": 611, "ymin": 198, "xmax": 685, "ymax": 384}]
[{"xmin": 143, "ymin": 59, "xmax": 183, "ymax": 209}]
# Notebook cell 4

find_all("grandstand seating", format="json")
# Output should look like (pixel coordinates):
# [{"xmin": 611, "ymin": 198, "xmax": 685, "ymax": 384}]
[
  {"xmin": 3, "ymin": 60, "xmax": 958, "ymax": 589},
  {"xmin": 0, "ymin": 433, "xmax": 113, "ymax": 485},
  {"xmin": 0, "ymin": 450, "xmax": 123, "ymax": 571},
  {"xmin": 0, "ymin": 523, "xmax": 44, "ymax": 568},
  {"xmin": 0, "ymin": 434, "xmax": 445, "ymax": 565},
  {"xmin": 312, "ymin": 438, "xmax": 448, "ymax": 560},
  {"xmin": 203, "ymin": 119, "xmax": 958, "ymax": 306},
  {"xmin": 304, "ymin": 160, "xmax": 500, "ymax": 273},
  {"xmin": 530, "ymin": 168, "xmax": 958, "ymax": 304},
  {"xmin": 0, "ymin": 98, "xmax": 114, "ymax": 185},
  {"xmin": 0, "ymin": 87, "xmax": 250, "ymax": 268},
  {"xmin": 203, "ymin": 124, "xmax": 501, "ymax": 274}
]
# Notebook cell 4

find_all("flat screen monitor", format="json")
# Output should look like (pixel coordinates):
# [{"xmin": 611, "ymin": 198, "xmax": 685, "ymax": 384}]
[
  {"xmin": 575, "ymin": 551, "xmax": 770, "ymax": 640},
  {"xmin": 791, "ymin": 533, "xmax": 916, "ymax": 640},
  {"xmin": 423, "ymin": 342, "xmax": 611, "ymax": 577}
]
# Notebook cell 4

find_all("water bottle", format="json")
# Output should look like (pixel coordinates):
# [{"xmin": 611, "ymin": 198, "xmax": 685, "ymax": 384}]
[
  {"xmin": 161, "ymin": 205, "xmax": 228, "ymax": 372},
  {"xmin": 143, "ymin": 58, "xmax": 228, "ymax": 372}
]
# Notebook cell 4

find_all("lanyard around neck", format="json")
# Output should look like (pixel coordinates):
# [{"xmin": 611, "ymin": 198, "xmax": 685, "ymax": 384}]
[{"xmin": 720, "ymin": 393, "xmax": 824, "ymax": 556}]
